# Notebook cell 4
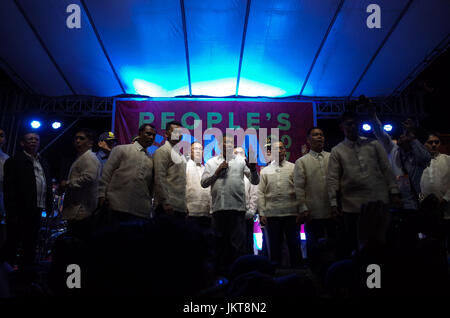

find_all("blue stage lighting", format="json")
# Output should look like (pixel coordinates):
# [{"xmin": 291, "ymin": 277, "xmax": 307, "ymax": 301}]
[
  {"xmin": 253, "ymin": 233, "xmax": 263, "ymax": 250},
  {"xmin": 52, "ymin": 121, "xmax": 62, "ymax": 129},
  {"xmin": 383, "ymin": 124, "xmax": 393, "ymax": 132},
  {"xmin": 362, "ymin": 123, "xmax": 372, "ymax": 131},
  {"xmin": 30, "ymin": 120, "xmax": 41, "ymax": 129}
]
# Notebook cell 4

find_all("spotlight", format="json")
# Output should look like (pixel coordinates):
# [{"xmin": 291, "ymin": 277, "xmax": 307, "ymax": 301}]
[
  {"xmin": 52, "ymin": 121, "xmax": 62, "ymax": 129},
  {"xmin": 30, "ymin": 120, "xmax": 41, "ymax": 129},
  {"xmin": 362, "ymin": 123, "xmax": 372, "ymax": 131},
  {"xmin": 300, "ymin": 232, "xmax": 306, "ymax": 241},
  {"xmin": 253, "ymin": 233, "xmax": 263, "ymax": 250},
  {"xmin": 383, "ymin": 124, "xmax": 393, "ymax": 132}
]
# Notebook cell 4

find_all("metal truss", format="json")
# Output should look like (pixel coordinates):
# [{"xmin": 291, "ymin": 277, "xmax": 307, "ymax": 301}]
[
  {"xmin": 315, "ymin": 95, "xmax": 426, "ymax": 119},
  {"xmin": 1, "ymin": 92, "xmax": 426, "ymax": 120},
  {"xmin": 36, "ymin": 95, "xmax": 114, "ymax": 117}
]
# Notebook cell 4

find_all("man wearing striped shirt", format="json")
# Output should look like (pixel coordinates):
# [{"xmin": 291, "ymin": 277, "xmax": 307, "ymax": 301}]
[
  {"xmin": 98, "ymin": 124, "xmax": 157, "ymax": 222},
  {"xmin": 327, "ymin": 112, "xmax": 400, "ymax": 258},
  {"xmin": 258, "ymin": 141, "xmax": 303, "ymax": 268},
  {"xmin": 294, "ymin": 127, "xmax": 335, "ymax": 268},
  {"xmin": 61, "ymin": 129, "xmax": 101, "ymax": 239},
  {"xmin": 201, "ymin": 135, "xmax": 259, "ymax": 271},
  {"xmin": 154, "ymin": 121, "xmax": 188, "ymax": 218}
]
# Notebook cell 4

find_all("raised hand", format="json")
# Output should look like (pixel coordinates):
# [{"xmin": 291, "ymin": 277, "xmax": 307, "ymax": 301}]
[
  {"xmin": 245, "ymin": 158, "xmax": 257, "ymax": 172},
  {"xmin": 214, "ymin": 160, "xmax": 228, "ymax": 177}
]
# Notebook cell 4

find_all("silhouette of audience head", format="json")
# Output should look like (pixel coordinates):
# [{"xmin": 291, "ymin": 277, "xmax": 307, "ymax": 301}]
[{"xmin": 49, "ymin": 217, "xmax": 214, "ymax": 296}]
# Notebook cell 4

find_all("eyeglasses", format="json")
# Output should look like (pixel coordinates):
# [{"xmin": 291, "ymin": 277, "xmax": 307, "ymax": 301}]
[{"xmin": 427, "ymin": 140, "xmax": 440, "ymax": 145}]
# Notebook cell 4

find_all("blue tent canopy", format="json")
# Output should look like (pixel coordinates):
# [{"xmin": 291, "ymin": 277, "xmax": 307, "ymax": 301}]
[{"xmin": 0, "ymin": 0, "xmax": 448, "ymax": 98}]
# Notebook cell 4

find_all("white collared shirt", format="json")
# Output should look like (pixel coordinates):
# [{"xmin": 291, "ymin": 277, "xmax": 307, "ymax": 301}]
[
  {"xmin": 421, "ymin": 153, "xmax": 450, "ymax": 202},
  {"xmin": 153, "ymin": 141, "xmax": 187, "ymax": 213},
  {"xmin": 23, "ymin": 151, "xmax": 46, "ymax": 209},
  {"xmin": 63, "ymin": 149, "xmax": 101, "ymax": 220},
  {"xmin": 327, "ymin": 137, "xmax": 399, "ymax": 213},
  {"xmin": 99, "ymin": 142, "xmax": 154, "ymax": 218},
  {"xmin": 258, "ymin": 160, "xmax": 298, "ymax": 217},
  {"xmin": 186, "ymin": 159, "xmax": 211, "ymax": 216},
  {"xmin": 294, "ymin": 150, "xmax": 332, "ymax": 219},
  {"xmin": 201, "ymin": 154, "xmax": 259, "ymax": 213}
]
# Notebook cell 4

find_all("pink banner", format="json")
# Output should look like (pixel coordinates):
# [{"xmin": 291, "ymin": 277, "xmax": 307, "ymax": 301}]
[{"xmin": 113, "ymin": 99, "xmax": 315, "ymax": 163}]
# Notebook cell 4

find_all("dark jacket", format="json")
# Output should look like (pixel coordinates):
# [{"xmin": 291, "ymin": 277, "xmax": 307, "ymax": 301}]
[{"xmin": 3, "ymin": 150, "xmax": 53, "ymax": 216}]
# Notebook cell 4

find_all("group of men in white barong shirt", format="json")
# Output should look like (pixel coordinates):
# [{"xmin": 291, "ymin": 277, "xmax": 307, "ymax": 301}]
[{"xmin": 40, "ymin": 110, "xmax": 449, "ymax": 273}]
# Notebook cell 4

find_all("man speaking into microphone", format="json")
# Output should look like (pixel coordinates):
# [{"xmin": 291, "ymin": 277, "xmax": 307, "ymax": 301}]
[{"xmin": 201, "ymin": 135, "xmax": 259, "ymax": 273}]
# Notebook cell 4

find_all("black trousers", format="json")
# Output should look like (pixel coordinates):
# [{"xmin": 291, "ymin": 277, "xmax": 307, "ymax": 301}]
[
  {"xmin": 336, "ymin": 212, "xmax": 360, "ymax": 259},
  {"xmin": 154, "ymin": 204, "xmax": 187, "ymax": 220},
  {"xmin": 111, "ymin": 210, "xmax": 148, "ymax": 223},
  {"xmin": 188, "ymin": 215, "xmax": 212, "ymax": 231},
  {"xmin": 304, "ymin": 218, "xmax": 337, "ymax": 263},
  {"xmin": 265, "ymin": 216, "xmax": 303, "ymax": 267},
  {"xmin": 0, "ymin": 208, "xmax": 42, "ymax": 267},
  {"xmin": 258, "ymin": 226, "xmax": 271, "ymax": 258},
  {"xmin": 244, "ymin": 218, "xmax": 254, "ymax": 255},
  {"xmin": 212, "ymin": 210, "xmax": 245, "ymax": 272},
  {"xmin": 66, "ymin": 218, "xmax": 92, "ymax": 241}
]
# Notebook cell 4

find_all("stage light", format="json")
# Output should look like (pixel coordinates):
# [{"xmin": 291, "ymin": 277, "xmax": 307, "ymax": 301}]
[
  {"xmin": 253, "ymin": 233, "xmax": 263, "ymax": 250},
  {"xmin": 383, "ymin": 124, "xmax": 393, "ymax": 132},
  {"xmin": 301, "ymin": 224, "xmax": 306, "ymax": 241},
  {"xmin": 362, "ymin": 123, "xmax": 372, "ymax": 131},
  {"xmin": 52, "ymin": 121, "xmax": 62, "ymax": 129},
  {"xmin": 30, "ymin": 120, "xmax": 41, "ymax": 129}
]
